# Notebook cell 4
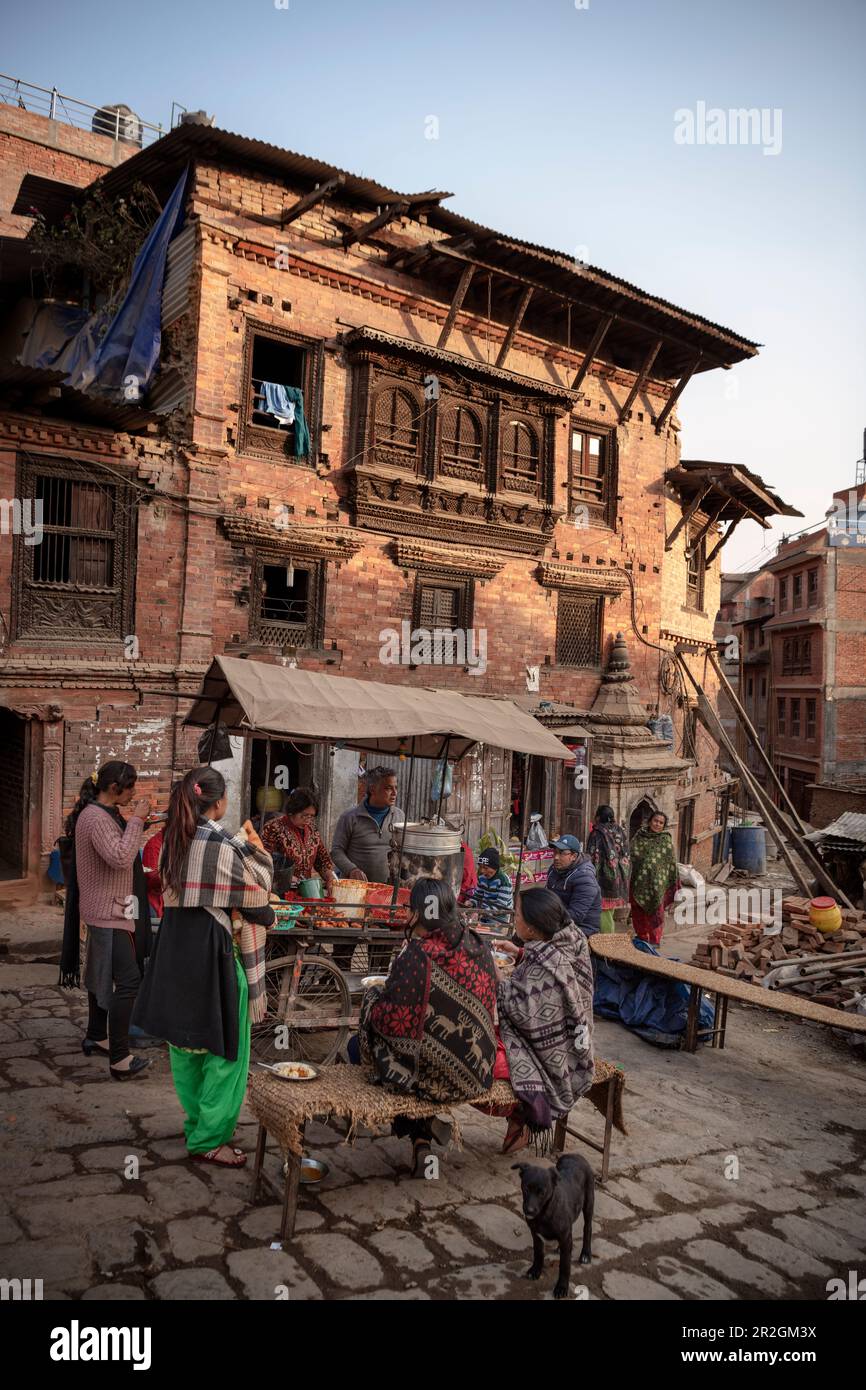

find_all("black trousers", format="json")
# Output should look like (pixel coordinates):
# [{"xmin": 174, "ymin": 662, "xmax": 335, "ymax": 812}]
[{"xmin": 86, "ymin": 929, "xmax": 141, "ymax": 1065}]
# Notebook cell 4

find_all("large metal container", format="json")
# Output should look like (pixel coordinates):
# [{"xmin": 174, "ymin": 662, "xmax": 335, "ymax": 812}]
[{"xmin": 393, "ymin": 822, "xmax": 464, "ymax": 894}]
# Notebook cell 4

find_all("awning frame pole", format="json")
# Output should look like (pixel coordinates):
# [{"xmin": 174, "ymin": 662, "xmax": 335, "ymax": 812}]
[
  {"xmin": 435, "ymin": 735, "xmax": 452, "ymax": 822},
  {"xmin": 263, "ymin": 735, "xmax": 272, "ymax": 827},
  {"xmin": 514, "ymin": 753, "xmax": 532, "ymax": 901},
  {"xmin": 392, "ymin": 736, "xmax": 416, "ymax": 906}
]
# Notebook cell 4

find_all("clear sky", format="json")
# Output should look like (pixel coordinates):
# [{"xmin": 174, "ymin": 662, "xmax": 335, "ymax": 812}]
[{"xmin": 5, "ymin": 0, "xmax": 864, "ymax": 569}]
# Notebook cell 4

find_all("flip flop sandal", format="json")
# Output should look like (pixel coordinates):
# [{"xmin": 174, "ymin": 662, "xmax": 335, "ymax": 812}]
[{"xmin": 191, "ymin": 1147, "xmax": 247, "ymax": 1168}]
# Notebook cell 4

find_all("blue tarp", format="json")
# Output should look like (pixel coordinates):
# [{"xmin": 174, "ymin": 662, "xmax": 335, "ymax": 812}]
[
  {"xmin": 593, "ymin": 936, "xmax": 715, "ymax": 1048},
  {"xmin": 59, "ymin": 167, "xmax": 188, "ymax": 399}
]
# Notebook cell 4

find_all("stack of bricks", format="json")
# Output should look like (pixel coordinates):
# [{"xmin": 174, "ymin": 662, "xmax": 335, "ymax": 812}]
[{"xmin": 691, "ymin": 896, "xmax": 866, "ymax": 1007}]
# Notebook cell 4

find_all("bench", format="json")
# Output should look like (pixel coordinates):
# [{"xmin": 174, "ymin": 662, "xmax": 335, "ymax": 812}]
[
  {"xmin": 591, "ymin": 933, "xmax": 866, "ymax": 1053},
  {"xmin": 247, "ymin": 1059, "xmax": 626, "ymax": 1241}
]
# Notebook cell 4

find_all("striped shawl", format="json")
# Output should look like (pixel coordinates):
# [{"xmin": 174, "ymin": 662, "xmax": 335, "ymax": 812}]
[{"xmin": 162, "ymin": 821, "xmax": 274, "ymax": 1023}]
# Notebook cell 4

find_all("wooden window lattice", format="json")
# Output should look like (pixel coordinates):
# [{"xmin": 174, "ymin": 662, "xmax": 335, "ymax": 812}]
[
  {"xmin": 373, "ymin": 387, "xmax": 420, "ymax": 461},
  {"xmin": 440, "ymin": 404, "xmax": 483, "ymax": 473},
  {"xmin": 501, "ymin": 418, "xmax": 539, "ymax": 490},
  {"xmin": 556, "ymin": 592, "xmax": 603, "ymax": 667}
]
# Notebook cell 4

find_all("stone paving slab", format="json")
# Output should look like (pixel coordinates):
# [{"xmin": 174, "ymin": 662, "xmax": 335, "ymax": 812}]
[{"xmin": 1, "ymin": 942, "xmax": 865, "ymax": 1301}]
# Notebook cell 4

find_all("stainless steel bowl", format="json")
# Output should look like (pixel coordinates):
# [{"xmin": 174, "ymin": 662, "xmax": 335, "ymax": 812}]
[{"xmin": 299, "ymin": 1156, "xmax": 330, "ymax": 1185}]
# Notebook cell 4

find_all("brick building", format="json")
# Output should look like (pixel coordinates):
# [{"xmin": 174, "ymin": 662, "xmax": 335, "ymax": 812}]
[{"xmin": 0, "ymin": 91, "xmax": 796, "ymax": 895}]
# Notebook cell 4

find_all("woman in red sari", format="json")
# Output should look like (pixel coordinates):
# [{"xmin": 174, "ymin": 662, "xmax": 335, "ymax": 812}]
[{"xmin": 261, "ymin": 788, "xmax": 335, "ymax": 894}]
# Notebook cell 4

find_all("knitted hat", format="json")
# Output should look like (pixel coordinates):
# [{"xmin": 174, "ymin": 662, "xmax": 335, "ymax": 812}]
[{"xmin": 477, "ymin": 848, "xmax": 500, "ymax": 871}]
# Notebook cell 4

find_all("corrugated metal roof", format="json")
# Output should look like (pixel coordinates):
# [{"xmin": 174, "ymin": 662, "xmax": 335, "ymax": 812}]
[
  {"xmin": 162, "ymin": 222, "xmax": 196, "ymax": 327},
  {"xmin": 83, "ymin": 123, "xmax": 759, "ymax": 368},
  {"xmin": 806, "ymin": 812, "xmax": 866, "ymax": 846}
]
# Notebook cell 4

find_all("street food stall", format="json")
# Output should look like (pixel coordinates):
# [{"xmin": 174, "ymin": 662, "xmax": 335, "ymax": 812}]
[{"xmin": 183, "ymin": 655, "xmax": 573, "ymax": 1064}]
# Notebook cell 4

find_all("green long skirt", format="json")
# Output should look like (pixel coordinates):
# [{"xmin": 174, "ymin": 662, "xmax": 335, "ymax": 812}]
[{"xmin": 168, "ymin": 950, "xmax": 250, "ymax": 1154}]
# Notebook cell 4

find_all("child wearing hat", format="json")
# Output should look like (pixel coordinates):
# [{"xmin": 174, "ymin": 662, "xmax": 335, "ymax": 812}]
[{"xmin": 469, "ymin": 847, "xmax": 514, "ymax": 926}]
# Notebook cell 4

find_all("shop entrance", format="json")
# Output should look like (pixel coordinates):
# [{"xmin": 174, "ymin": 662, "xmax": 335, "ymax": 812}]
[
  {"xmin": 247, "ymin": 738, "xmax": 314, "ymax": 826},
  {"xmin": 0, "ymin": 709, "xmax": 28, "ymax": 880}
]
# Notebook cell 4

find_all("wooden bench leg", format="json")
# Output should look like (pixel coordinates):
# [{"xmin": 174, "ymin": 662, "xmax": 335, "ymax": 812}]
[
  {"xmin": 719, "ymin": 994, "xmax": 729, "ymax": 1049},
  {"xmin": 600, "ymin": 1076, "xmax": 615, "ymax": 1186},
  {"xmin": 280, "ymin": 1120, "xmax": 306, "ymax": 1243},
  {"xmin": 684, "ymin": 983, "xmax": 701, "ymax": 1053},
  {"xmin": 553, "ymin": 1116, "xmax": 567, "ymax": 1155},
  {"xmin": 249, "ymin": 1122, "xmax": 268, "ymax": 1203}
]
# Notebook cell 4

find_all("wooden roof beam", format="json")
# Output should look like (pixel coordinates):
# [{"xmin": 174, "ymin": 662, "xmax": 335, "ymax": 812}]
[
  {"xmin": 437, "ymin": 262, "xmax": 476, "ymax": 349},
  {"xmin": 655, "ymin": 354, "xmax": 702, "ymax": 432},
  {"xmin": 618, "ymin": 337, "xmax": 663, "ymax": 423},
  {"xmin": 665, "ymin": 484, "xmax": 711, "ymax": 551},
  {"xmin": 706, "ymin": 515, "xmax": 742, "ymax": 567},
  {"xmin": 342, "ymin": 201, "xmax": 411, "ymax": 248},
  {"xmin": 689, "ymin": 502, "xmax": 726, "ymax": 549},
  {"xmin": 571, "ymin": 313, "xmax": 614, "ymax": 391},
  {"xmin": 280, "ymin": 174, "xmax": 345, "ymax": 227},
  {"xmin": 495, "ymin": 285, "xmax": 534, "ymax": 368}
]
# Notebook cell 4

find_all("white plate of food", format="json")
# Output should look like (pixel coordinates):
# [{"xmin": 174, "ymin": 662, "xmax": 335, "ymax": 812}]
[{"xmin": 265, "ymin": 1061, "xmax": 318, "ymax": 1082}]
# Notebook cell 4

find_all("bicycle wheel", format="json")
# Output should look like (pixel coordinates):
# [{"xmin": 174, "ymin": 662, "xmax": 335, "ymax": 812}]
[{"xmin": 251, "ymin": 952, "xmax": 352, "ymax": 1065}]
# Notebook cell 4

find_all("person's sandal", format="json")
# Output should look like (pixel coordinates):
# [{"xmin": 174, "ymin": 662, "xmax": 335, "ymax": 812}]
[
  {"xmin": 81, "ymin": 1037, "xmax": 109, "ymax": 1057},
  {"xmin": 501, "ymin": 1117, "xmax": 531, "ymax": 1155},
  {"xmin": 191, "ymin": 1146, "xmax": 247, "ymax": 1168}
]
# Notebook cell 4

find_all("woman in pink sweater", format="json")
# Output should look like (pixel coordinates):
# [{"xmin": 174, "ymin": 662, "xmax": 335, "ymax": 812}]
[{"xmin": 60, "ymin": 761, "xmax": 153, "ymax": 1079}]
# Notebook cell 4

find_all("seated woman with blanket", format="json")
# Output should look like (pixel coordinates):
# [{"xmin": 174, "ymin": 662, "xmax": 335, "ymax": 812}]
[
  {"xmin": 490, "ymin": 887, "xmax": 595, "ymax": 1155},
  {"xmin": 132, "ymin": 766, "xmax": 275, "ymax": 1168},
  {"xmin": 359, "ymin": 877, "xmax": 497, "ymax": 1176}
]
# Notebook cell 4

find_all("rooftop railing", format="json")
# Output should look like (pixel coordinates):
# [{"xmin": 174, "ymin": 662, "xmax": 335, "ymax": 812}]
[{"xmin": 0, "ymin": 73, "xmax": 165, "ymax": 147}]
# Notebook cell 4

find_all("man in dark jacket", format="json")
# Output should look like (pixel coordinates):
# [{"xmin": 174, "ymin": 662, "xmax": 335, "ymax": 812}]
[{"xmin": 546, "ymin": 834, "xmax": 601, "ymax": 937}]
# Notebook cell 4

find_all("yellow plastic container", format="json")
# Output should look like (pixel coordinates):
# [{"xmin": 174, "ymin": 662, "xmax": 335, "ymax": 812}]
[{"xmin": 809, "ymin": 897, "xmax": 842, "ymax": 934}]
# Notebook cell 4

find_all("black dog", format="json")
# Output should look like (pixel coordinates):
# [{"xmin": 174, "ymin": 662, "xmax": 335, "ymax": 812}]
[{"xmin": 512, "ymin": 1154, "xmax": 594, "ymax": 1298}]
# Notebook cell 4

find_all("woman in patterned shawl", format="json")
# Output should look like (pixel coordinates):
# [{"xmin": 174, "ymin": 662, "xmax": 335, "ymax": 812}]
[
  {"xmin": 628, "ymin": 810, "xmax": 680, "ymax": 945},
  {"xmin": 586, "ymin": 803, "xmax": 630, "ymax": 934},
  {"xmin": 359, "ymin": 877, "xmax": 497, "ymax": 1175},
  {"xmin": 492, "ymin": 887, "xmax": 595, "ymax": 1155}
]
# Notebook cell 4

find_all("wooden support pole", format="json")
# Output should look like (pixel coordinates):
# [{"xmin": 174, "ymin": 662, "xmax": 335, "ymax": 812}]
[
  {"xmin": 343, "ymin": 201, "xmax": 410, "ymax": 249},
  {"xmin": 654, "ymin": 354, "xmax": 702, "ymax": 432},
  {"xmin": 665, "ymin": 485, "xmax": 711, "ymax": 552},
  {"xmin": 689, "ymin": 503, "xmax": 725, "ymax": 551},
  {"xmin": 571, "ymin": 314, "xmax": 614, "ymax": 392},
  {"xmin": 437, "ymin": 263, "xmax": 476, "ymax": 348},
  {"xmin": 618, "ymin": 338, "xmax": 663, "ymax": 423},
  {"xmin": 495, "ymin": 286, "xmax": 533, "ymax": 367},
  {"xmin": 706, "ymin": 516, "xmax": 741, "ymax": 568},
  {"xmin": 281, "ymin": 175, "xmax": 345, "ymax": 227}
]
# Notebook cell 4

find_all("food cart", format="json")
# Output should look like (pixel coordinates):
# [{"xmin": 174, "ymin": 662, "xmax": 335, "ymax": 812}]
[{"xmin": 183, "ymin": 655, "xmax": 573, "ymax": 1064}]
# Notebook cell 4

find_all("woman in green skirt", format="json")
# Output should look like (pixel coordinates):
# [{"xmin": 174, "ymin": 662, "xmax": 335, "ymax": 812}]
[{"xmin": 133, "ymin": 766, "xmax": 275, "ymax": 1167}]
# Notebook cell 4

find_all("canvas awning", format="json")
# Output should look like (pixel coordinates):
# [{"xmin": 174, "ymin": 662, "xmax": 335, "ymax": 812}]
[{"xmin": 184, "ymin": 656, "xmax": 573, "ymax": 761}]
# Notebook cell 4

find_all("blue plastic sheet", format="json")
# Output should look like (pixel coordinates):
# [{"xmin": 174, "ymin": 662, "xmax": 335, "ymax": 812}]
[
  {"xmin": 594, "ymin": 936, "xmax": 715, "ymax": 1048},
  {"xmin": 62, "ymin": 167, "xmax": 188, "ymax": 399}
]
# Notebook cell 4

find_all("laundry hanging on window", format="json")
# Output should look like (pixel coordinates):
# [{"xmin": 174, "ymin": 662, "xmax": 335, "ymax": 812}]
[{"xmin": 258, "ymin": 382, "xmax": 311, "ymax": 457}]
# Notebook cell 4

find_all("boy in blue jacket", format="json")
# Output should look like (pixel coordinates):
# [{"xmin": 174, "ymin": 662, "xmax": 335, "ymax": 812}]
[{"xmin": 470, "ymin": 848, "xmax": 514, "ymax": 926}]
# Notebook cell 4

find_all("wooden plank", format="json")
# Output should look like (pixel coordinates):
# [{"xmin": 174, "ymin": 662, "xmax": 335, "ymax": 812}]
[
  {"xmin": 280, "ymin": 174, "xmax": 345, "ymax": 227},
  {"xmin": 342, "ymin": 201, "xmax": 410, "ymax": 248},
  {"xmin": 571, "ymin": 313, "xmax": 614, "ymax": 391},
  {"xmin": 665, "ymin": 484, "xmax": 711, "ymax": 551},
  {"xmin": 437, "ymin": 262, "xmax": 476, "ymax": 348},
  {"xmin": 495, "ymin": 286, "xmax": 534, "ymax": 367},
  {"xmin": 706, "ymin": 516, "xmax": 741, "ymax": 567},
  {"xmin": 618, "ymin": 338, "xmax": 663, "ymax": 422},
  {"xmin": 654, "ymin": 354, "xmax": 702, "ymax": 432}
]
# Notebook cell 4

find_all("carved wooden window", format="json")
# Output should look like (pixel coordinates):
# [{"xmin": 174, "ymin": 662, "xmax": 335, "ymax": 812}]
[
  {"xmin": 13, "ymin": 458, "xmax": 135, "ymax": 643},
  {"xmin": 778, "ymin": 578, "xmax": 788, "ymax": 611},
  {"xmin": 782, "ymin": 636, "xmax": 811, "ymax": 676},
  {"xmin": 806, "ymin": 698, "xmax": 817, "ymax": 740},
  {"xmin": 792, "ymin": 572, "xmax": 803, "ymax": 608},
  {"xmin": 555, "ymin": 592, "xmax": 603, "ymax": 668},
  {"xmin": 238, "ymin": 323, "xmax": 323, "ymax": 465},
  {"xmin": 685, "ymin": 524, "xmax": 706, "ymax": 611},
  {"xmin": 807, "ymin": 567, "xmax": 819, "ymax": 607},
  {"xmin": 777, "ymin": 697, "xmax": 786, "ymax": 736},
  {"xmin": 412, "ymin": 575, "xmax": 473, "ymax": 631},
  {"xmin": 569, "ymin": 424, "xmax": 615, "ymax": 525},
  {"xmin": 500, "ymin": 418, "xmax": 539, "ymax": 493},
  {"xmin": 790, "ymin": 698, "xmax": 801, "ymax": 739},
  {"xmin": 248, "ymin": 555, "xmax": 324, "ymax": 649},
  {"xmin": 372, "ymin": 386, "xmax": 422, "ymax": 468},
  {"xmin": 439, "ymin": 403, "xmax": 484, "ymax": 481}
]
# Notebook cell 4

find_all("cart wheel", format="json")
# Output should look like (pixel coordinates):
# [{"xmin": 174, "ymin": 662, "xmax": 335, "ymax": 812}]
[{"xmin": 252, "ymin": 953, "xmax": 352, "ymax": 1065}]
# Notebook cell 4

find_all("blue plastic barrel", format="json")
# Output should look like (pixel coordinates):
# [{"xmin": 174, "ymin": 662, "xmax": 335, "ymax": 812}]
[{"xmin": 730, "ymin": 825, "xmax": 767, "ymax": 874}]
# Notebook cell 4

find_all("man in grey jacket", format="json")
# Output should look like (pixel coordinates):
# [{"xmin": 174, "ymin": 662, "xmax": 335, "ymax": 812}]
[{"xmin": 331, "ymin": 767, "xmax": 405, "ymax": 884}]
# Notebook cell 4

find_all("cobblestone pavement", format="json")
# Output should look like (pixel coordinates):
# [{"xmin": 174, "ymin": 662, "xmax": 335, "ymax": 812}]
[{"xmin": 1, "ymin": 917, "xmax": 865, "ymax": 1301}]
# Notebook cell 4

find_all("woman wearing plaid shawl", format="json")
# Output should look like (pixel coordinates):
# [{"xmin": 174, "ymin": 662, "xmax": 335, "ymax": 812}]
[{"xmin": 132, "ymin": 766, "xmax": 275, "ymax": 1168}]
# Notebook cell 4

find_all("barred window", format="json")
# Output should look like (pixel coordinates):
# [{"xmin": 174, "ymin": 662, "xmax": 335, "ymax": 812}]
[
  {"xmin": 373, "ymin": 386, "xmax": 421, "ymax": 462},
  {"xmin": 249, "ymin": 557, "xmax": 323, "ymax": 649},
  {"xmin": 790, "ymin": 698, "xmax": 801, "ymax": 738},
  {"xmin": 412, "ymin": 576, "xmax": 473, "ymax": 632},
  {"xmin": 793, "ymin": 573, "xmax": 802, "ymax": 607},
  {"xmin": 777, "ymin": 697, "xmax": 786, "ymax": 736},
  {"xmin": 501, "ymin": 418, "xmax": 539, "ymax": 491},
  {"xmin": 440, "ymin": 404, "xmax": 483, "ymax": 477},
  {"xmin": 685, "ymin": 525, "xmax": 706, "ymax": 611},
  {"xmin": 807, "ymin": 568, "xmax": 819, "ymax": 607},
  {"xmin": 556, "ymin": 592, "xmax": 603, "ymax": 667},
  {"xmin": 13, "ymin": 458, "xmax": 135, "ymax": 642},
  {"xmin": 569, "ymin": 426, "xmax": 613, "ymax": 520},
  {"xmin": 806, "ymin": 698, "xmax": 817, "ymax": 740}
]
